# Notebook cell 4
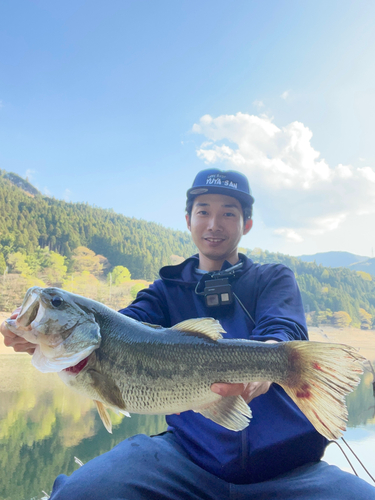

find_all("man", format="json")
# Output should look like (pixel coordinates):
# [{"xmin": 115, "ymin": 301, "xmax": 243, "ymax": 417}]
[{"xmin": 2, "ymin": 168, "xmax": 375, "ymax": 499}]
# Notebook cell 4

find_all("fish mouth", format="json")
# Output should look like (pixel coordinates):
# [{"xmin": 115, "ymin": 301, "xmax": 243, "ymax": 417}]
[{"xmin": 16, "ymin": 288, "xmax": 41, "ymax": 330}]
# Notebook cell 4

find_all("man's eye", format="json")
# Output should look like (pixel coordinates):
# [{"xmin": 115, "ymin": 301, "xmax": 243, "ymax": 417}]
[
  {"xmin": 197, "ymin": 210, "xmax": 208, "ymax": 215},
  {"xmin": 224, "ymin": 212, "xmax": 235, "ymax": 217}
]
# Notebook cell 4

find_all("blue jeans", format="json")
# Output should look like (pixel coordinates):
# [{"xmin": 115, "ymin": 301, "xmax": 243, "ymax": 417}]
[{"xmin": 50, "ymin": 432, "xmax": 375, "ymax": 500}]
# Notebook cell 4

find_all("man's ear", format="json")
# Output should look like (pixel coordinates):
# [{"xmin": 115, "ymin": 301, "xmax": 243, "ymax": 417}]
[
  {"xmin": 185, "ymin": 214, "xmax": 191, "ymax": 231},
  {"xmin": 243, "ymin": 218, "xmax": 253, "ymax": 235}
]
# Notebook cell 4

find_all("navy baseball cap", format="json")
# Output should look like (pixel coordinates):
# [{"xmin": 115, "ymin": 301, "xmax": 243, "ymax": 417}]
[{"xmin": 187, "ymin": 168, "xmax": 254, "ymax": 207}]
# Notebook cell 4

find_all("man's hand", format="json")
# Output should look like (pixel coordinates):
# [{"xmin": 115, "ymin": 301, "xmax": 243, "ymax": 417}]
[
  {"xmin": 210, "ymin": 339, "xmax": 277, "ymax": 403},
  {"xmin": 210, "ymin": 381, "xmax": 272, "ymax": 404},
  {"xmin": 0, "ymin": 307, "xmax": 36, "ymax": 355}
]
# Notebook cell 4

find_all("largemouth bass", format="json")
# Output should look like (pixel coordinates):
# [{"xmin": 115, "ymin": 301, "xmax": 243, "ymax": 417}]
[{"xmin": 6, "ymin": 286, "xmax": 365, "ymax": 440}]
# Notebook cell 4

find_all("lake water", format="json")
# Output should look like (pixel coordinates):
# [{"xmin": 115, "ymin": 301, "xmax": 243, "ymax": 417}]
[{"xmin": 1, "ymin": 354, "xmax": 374, "ymax": 500}]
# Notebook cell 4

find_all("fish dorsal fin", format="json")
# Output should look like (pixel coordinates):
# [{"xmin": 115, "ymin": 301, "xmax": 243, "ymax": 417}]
[
  {"xmin": 142, "ymin": 322, "xmax": 164, "ymax": 329},
  {"xmin": 94, "ymin": 400, "xmax": 112, "ymax": 434},
  {"xmin": 171, "ymin": 318, "xmax": 225, "ymax": 341}
]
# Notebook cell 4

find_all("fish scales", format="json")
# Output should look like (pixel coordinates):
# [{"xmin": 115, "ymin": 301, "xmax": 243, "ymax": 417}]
[
  {"xmin": 90, "ymin": 331, "xmax": 289, "ymax": 414},
  {"xmin": 6, "ymin": 286, "xmax": 365, "ymax": 439}
]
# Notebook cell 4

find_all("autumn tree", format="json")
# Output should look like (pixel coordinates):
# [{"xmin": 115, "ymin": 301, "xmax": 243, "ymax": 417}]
[
  {"xmin": 359, "ymin": 308, "xmax": 373, "ymax": 330},
  {"xmin": 332, "ymin": 311, "xmax": 352, "ymax": 328},
  {"xmin": 71, "ymin": 247, "xmax": 103, "ymax": 276}
]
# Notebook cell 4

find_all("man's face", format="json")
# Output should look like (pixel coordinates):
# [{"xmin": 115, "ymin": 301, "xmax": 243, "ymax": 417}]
[{"xmin": 186, "ymin": 193, "xmax": 252, "ymax": 266}]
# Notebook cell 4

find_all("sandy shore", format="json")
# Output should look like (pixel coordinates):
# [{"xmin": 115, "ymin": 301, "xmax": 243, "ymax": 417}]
[
  {"xmin": 308, "ymin": 326, "xmax": 375, "ymax": 361},
  {"xmin": 1, "ymin": 310, "xmax": 375, "ymax": 360}
]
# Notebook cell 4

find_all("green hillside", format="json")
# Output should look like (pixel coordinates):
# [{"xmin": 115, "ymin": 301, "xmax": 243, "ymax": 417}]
[
  {"xmin": 245, "ymin": 248, "xmax": 375, "ymax": 329},
  {"xmin": 0, "ymin": 170, "xmax": 196, "ymax": 280}
]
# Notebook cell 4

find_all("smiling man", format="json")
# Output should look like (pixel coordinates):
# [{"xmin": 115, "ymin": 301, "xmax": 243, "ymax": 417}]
[
  {"xmin": 186, "ymin": 193, "xmax": 252, "ymax": 270},
  {"xmin": 2, "ymin": 169, "xmax": 375, "ymax": 499}
]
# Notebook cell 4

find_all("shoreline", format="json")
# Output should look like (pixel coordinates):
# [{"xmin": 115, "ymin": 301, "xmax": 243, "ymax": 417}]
[{"xmin": 308, "ymin": 326, "xmax": 375, "ymax": 361}]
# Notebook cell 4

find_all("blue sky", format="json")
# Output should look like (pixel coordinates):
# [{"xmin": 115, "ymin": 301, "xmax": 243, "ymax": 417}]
[{"xmin": 1, "ymin": 0, "xmax": 375, "ymax": 257}]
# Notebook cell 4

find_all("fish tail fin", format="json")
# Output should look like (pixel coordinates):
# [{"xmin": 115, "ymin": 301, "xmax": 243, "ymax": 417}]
[{"xmin": 279, "ymin": 341, "xmax": 365, "ymax": 440}]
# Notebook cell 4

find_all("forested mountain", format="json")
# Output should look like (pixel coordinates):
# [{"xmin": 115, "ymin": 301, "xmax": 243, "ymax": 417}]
[
  {"xmin": 0, "ymin": 170, "xmax": 196, "ymax": 280},
  {"xmin": 1, "ymin": 170, "xmax": 374, "ymax": 329},
  {"xmin": 245, "ymin": 248, "xmax": 375, "ymax": 329}
]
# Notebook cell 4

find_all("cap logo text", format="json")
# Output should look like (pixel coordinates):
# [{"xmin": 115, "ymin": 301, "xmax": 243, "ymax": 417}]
[{"xmin": 206, "ymin": 176, "xmax": 237, "ymax": 189}]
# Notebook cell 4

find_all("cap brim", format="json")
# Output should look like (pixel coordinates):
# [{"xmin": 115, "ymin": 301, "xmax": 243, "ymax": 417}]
[{"xmin": 187, "ymin": 185, "xmax": 254, "ymax": 206}]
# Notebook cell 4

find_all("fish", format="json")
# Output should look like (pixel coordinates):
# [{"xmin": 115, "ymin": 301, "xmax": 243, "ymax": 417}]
[{"xmin": 6, "ymin": 286, "xmax": 365, "ymax": 439}]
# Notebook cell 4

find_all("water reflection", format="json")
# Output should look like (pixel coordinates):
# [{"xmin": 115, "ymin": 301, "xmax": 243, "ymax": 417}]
[
  {"xmin": 0, "ymin": 354, "xmax": 167, "ymax": 500},
  {"xmin": 0, "ymin": 354, "xmax": 374, "ymax": 500}
]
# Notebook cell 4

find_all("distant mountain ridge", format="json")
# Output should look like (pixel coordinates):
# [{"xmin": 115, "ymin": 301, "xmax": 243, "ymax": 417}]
[
  {"xmin": 298, "ymin": 251, "xmax": 375, "ymax": 278},
  {"xmin": 298, "ymin": 251, "xmax": 370, "ymax": 268}
]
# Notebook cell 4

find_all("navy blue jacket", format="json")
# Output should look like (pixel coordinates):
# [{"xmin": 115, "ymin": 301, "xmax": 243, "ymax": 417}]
[{"xmin": 119, "ymin": 254, "xmax": 327, "ymax": 484}]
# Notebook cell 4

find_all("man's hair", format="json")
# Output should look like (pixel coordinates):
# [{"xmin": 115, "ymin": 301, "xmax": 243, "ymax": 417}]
[{"xmin": 185, "ymin": 197, "xmax": 253, "ymax": 221}]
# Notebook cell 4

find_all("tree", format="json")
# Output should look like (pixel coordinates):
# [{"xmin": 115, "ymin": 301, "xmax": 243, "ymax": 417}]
[
  {"xmin": 359, "ymin": 308, "xmax": 373, "ymax": 330},
  {"xmin": 40, "ymin": 250, "xmax": 68, "ymax": 286},
  {"xmin": 109, "ymin": 266, "xmax": 131, "ymax": 286},
  {"xmin": 71, "ymin": 247, "xmax": 103, "ymax": 276},
  {"xmin": 356, "ymin": 271, "xmax": 372, "ymax": 281},
  {"xmin": 7, "ymin": 252, "xmax": 32, "ymax": 277},
  {"xmin": 332, "ymin": 311, "xmax": 352, "ymax": 328},
  {"xmin": 0, "ymin": 252, "xmax": 6, "ymax": 274}
]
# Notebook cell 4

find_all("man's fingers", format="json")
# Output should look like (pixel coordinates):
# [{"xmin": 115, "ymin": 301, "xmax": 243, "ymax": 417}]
[
  {"xmin": 10, "ymin": 307, "xmax": 21, "ymax": 319},
  {"xmin": 211, "ymin": 381, "xmax": 272, "ymax": 403},
  {"xmin": 211, "ymin": 382, "xmax": 246, "ymax": 397},
  {"xmin": 243, "ymin": 381, "xmax": 272, "ymax": 404},
  {"xmin": 1, "ymin": 317, "xmax": 36, "ymax": 355}
]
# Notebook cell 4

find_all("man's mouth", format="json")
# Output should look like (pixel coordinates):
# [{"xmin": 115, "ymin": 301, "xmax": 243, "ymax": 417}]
[{"xmin": 204, "ymin": 237, "xmax": 225, "ymax": 243}]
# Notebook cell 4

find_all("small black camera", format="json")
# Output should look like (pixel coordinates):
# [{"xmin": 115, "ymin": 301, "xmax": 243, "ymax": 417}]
[
  {"xmin": 203, "ymin": 277, "xmax": 234, "ymax": 307},
  {"xmin": 195, "ymin": 260, "xmax": 243, "ymax": 308}
]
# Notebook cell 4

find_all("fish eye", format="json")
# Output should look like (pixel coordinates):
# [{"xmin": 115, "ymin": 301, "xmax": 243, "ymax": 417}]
[{"xmin": 51, "ymin": 296, "xmax": 63, "ymax": 308}]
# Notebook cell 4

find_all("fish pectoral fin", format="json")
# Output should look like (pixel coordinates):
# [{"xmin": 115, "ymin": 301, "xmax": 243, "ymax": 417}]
[
  {"xmin": 171, "ymin": 318, "xmax": 225, "ymax": 341},
  {"xmin": 94, "ymin": 400, "xmax": 112, "ymax": 433},
  {"xmin": 119, "ymin": 409, "xmax": 131, "ymax": 418},
  {"xmin": 87, "ymin": 369, "xmax": 127, "ymax": 411},
  {"xmin": 194, "ymin": 395, "xmax": 252, "ymax": 431}
]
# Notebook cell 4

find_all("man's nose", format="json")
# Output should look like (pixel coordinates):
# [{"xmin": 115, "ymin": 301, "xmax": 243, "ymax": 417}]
[{"xmin": 207, "ymin": 215, "xmax": 222, "ymax": 231}]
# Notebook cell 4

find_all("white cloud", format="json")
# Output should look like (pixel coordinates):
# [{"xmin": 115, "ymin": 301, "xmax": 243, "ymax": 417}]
[
  {"xmin": 192, "ymin": 112, "xmax": 375, "ymax": 243},
  {"xmin": 281, "ymin": 90, "xmax": 290, "ymax": 100},
  {"xmin": 253, "ymin": 99, "xmax": 264, "ymax": 108},
  {"xmin": 44, "ymin": 187, "xmax": 52, "ymax": 197},
  {"xmin": 358, "ymin": 166, "xmax": 375, "ymax": 183},
  {"xmin": 274, "ymin": 228, "xmax": 303, "ymax": 242}
]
